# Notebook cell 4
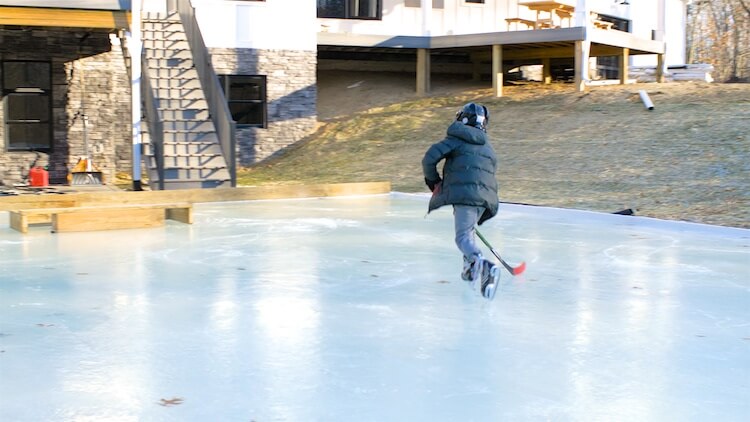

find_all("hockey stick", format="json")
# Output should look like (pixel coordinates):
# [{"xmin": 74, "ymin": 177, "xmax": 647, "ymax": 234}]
[{"xmin": 475, "ymin": 229, "xmax": 526, "ymax": 276}]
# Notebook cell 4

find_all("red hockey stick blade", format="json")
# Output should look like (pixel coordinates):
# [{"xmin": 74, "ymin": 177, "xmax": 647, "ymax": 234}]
[{"xmin": 511, "ymin": 261, "xmax": 526, "ymax": 276}]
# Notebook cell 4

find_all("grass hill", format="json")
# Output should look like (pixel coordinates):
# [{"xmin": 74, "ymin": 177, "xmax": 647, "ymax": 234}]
[{"xmin": 237, "ymin": 71, "xmax": 750, "ymax": 229}]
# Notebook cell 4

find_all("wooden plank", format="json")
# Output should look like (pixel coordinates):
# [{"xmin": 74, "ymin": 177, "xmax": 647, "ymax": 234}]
[
  {"xmin": 593, "ymin": 20, "xmax": 614, "ymax": 30},
  {"xmin": 0, "ymin": 7, "xmax": 130, "ymax": 29},
  {"xmin": 9, "ymin": 210, "xmax": 55, "ymax": 233},
  {"xmin": 505, "ymin": 17, "xmax": 536, "ymax": 30},
  {"xmin": 0, "ymin": 1, "xmax": 127, "ymax": 10},
  {"xmin": 8, "ymin": 203, "xmax": 192, "ymax": 233},
  {"xmin": 0, "ymin": 182, "xmax": 392, "ymax": 211},
  {"xmin": 42, "ymin": 203, "xmax": 190, "ymax": 214},
  {"xmin": 166, "ymin": 207, "xmax": 193, "ymax": 224},
  {"xmin": 9, "ymin": 211, "xmax": 27, "ymax": 234},
  {"xmin": 24, "ymin": 211, "xmax": 54, "ymax": 224},
  {"xmin": 0, "ymin": 199, "xmax": 77, "ymax": 212},
  {"xmin": 52, "ymin": 208, "xmax": 165, "ymax": 233}
]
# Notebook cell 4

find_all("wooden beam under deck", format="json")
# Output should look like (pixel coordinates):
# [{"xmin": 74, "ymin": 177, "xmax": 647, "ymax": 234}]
[{"xmin": 0, "ymin": 7, "xmax": 130, "ymax": 29}]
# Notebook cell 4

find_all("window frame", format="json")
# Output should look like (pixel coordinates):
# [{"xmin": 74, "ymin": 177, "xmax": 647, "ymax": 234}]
[
  {"xmin": 2, "ymin": 60, "xmax": 53, "ymax": 153},
  {"xmin": 218, "ymin": 74, "xmax": 267, "ymax": 129}
]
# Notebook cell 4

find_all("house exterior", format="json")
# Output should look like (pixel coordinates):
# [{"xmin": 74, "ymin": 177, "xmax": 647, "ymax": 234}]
[
  {"xmin": 319, "ymin": 0, "xmax": 686, "ymax": 94},
  {"xmin": 0, "ymin": 0, "xmax": 686, "ymax": 189},
  {"xmin": 0, "ymin": 0, "xmax": 318, "ymax": 189}
]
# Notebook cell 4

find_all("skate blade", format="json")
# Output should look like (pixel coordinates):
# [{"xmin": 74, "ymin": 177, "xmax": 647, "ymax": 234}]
[{"xmin": 483, "ymin": 266, "xmax": 501, "ymax": 300}]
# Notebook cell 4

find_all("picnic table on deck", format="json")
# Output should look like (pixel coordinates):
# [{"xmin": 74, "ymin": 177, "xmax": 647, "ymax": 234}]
[
  {"xmin": 518, "ymin": 0, "xmax": 575, "ymax": 28},
  {"xmin": 517, "ymin": 0, "xmax": 613, "ymax": 30}
]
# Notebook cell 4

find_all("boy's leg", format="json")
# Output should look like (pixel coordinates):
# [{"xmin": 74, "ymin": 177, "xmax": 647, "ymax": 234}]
[
  {"xmin": 454, "ymin": 205, "xmax": 483, "ymax": 257},
  {"xmin": 454, "ymin": 205, "xmax": 484, "ymax": 284}
]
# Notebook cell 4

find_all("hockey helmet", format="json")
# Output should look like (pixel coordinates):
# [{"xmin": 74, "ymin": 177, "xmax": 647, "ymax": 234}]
[{"xmin": 456, "ymin": 102, "xmax": 489, "ymax": 131}]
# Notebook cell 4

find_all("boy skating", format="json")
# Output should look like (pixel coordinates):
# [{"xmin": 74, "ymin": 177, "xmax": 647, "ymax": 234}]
[{"xmin": 422, "ymin": 103, "xmax": 501, "ymax": 299}]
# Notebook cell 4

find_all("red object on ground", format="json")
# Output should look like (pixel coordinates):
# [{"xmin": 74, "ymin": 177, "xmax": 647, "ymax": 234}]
[{"xmin": 29, "ymin": 167, "xmax": 49, "ymax": 187}]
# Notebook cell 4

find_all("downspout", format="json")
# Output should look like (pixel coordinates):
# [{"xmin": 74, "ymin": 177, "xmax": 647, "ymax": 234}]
[{"xmin": 130, "ymin": 0, "xmax": 143, "ymax": 191}]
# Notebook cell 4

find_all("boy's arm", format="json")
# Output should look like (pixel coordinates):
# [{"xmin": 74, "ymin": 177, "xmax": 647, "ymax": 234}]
[{"xmin": 421, "ymin": 141, "xmax": 452, "ymax": 189}]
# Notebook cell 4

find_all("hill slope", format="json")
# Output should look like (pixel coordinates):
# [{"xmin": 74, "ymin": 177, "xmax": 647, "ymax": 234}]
[{"xmin": 237, "ymin": 71, "xmax": 750, "ymax": 229}]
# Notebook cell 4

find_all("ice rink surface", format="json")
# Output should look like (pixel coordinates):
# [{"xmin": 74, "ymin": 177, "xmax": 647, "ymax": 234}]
[{"xmin": 1, "ymin": 193, "xmax": 748, "ymax": 421}]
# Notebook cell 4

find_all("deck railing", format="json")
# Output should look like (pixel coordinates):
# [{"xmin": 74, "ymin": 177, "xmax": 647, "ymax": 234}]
[{"xmin": 141, "ymin": 53, "xmax": 165, "ymax": 190}]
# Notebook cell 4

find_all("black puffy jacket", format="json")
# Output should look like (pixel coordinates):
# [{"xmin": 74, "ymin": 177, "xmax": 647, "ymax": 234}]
[{"xmin": 422, "ymin": 121, "xmax": 499, "ymax": 225}]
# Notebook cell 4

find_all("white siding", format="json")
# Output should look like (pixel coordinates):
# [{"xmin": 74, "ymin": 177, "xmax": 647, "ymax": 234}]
[
  {"xmin": 191, "ymin": 0, "xmax": 317, "ymax": 51},
  {"xmin": 663, "ymin": 0, "xmax": 687, "ymax": 65},
  {"xmin": 319, "ymin": 0, "xmax": 508, "ymax": 36},
  {"xmin": 629, "ymin": 0, "xmax": 686, "ymax": 66}
]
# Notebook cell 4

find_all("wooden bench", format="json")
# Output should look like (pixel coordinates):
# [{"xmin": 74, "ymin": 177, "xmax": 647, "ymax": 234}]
[
  {"xmin": 10, "ymin": 203, "xmax": 193, "ymax": 234},
  {"xmin": 505, "ymin": 17, "xmax": 537, "ymax": 30},
  {"xmin": 593, "ymin": 19, "xmax": 614, "ymax": 30}
]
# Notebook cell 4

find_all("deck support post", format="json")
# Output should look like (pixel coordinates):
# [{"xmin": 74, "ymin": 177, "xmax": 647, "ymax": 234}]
[
  {"xmin": 574, "ymin": 39, "xmax": 590, "ymax": 92},
  {"xmin": 619, "ymin": 47, "xmax": 630, "ymax": 84},
  {"xmin": 416, "ymin": 48, "xmax": 431, "ymax": 96},
  {"xmin": 656, "ymin": 53, "xmax": 666, "ymax": 83},
  {"xmin": 492, "ymin": 44, "xmax": 503, "ymax": 97},
  {"xmin": 542, "ymin": 57, "xmax": 552, "ymax": 84}
]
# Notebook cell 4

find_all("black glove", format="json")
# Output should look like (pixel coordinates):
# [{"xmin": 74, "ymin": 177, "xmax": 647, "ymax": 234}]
[{"xmin": 425, "ymin": 177, "xmax": 441, "ymax": 192}]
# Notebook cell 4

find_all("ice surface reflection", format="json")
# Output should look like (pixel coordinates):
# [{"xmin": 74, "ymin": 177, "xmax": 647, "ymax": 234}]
[{"xmin": 0, "ymin": 194, "xmax": 748, "ymax": 421}]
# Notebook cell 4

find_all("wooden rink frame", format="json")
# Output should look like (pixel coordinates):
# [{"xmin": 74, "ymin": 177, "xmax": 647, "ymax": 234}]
[
  {"xmin": 10, "ymin": 203, "xmax": 193, "ymax": 234},
  {"xmin": 1, "ymin": 182, "xmax": 392, "ymax": 234}
]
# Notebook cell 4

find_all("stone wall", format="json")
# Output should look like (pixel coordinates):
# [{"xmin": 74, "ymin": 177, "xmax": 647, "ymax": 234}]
[
  {"xmin": 1, "ymin": 35, "xmax": 318, "ymax": 185},
  {"xmin": 0, "ymin": 29, "xmax": 130, "ymax": 186},
  {"xmin": 210, "ymin": 48, "xmax": 317, "ymax": 166}
]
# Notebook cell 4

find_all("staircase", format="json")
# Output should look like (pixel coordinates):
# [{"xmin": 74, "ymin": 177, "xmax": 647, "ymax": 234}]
[{"xmin": 141, "ymin": 12, "xmax": 233, "ymax": 189}]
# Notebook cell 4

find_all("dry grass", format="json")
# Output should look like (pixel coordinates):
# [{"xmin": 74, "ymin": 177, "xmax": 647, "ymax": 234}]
[{"xmin": 237, "ymin": 72, "xmax": 750, "ymax": 228}]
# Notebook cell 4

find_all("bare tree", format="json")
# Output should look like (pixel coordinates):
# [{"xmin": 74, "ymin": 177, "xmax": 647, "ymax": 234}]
[{"xmin": 687, "ymin": 0, "xmax": 749, "ymax": 82}]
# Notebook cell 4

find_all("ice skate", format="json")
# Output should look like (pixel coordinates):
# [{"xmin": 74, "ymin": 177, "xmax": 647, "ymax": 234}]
[
  {"xmin": 480, "ymin": 260, "xmax": 501, "ymax": 300},
  {"xmin": 461, "ymin": 255, "xmax": 483, "ymax": 290}
]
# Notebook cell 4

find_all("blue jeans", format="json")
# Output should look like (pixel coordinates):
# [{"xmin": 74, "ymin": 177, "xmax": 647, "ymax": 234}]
[{"xmin": 453, "ymin": 205, "xmax": 483, "ymax": 260}]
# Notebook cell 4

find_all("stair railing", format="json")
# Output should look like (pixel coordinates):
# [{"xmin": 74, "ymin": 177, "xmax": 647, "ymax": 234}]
[
  {"xmin": 170, "ymin": 0, "xmax": 237, "ymax": 187},
  {"xmin": 141, "ymin": 52, "xmax": 165, "ymax": 190}
]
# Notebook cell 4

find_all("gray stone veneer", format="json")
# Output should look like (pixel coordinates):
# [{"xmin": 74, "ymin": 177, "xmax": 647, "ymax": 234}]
[
  {"xmin": 210, "ymin": 48, "xmax": 317, "ymax": 166},
  {"xmin": 0, "ymin": 29, "xmax": 131, "ymax": 186},
  {"xmin": 1, "ymin": 35, "xmax": 318, "ymax": 186}
]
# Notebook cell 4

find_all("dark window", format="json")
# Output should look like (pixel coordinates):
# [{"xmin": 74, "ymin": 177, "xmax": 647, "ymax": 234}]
[
  {"xmin": 218, "ymin": 75, "xmax": 267, "ymax": 128},
  {"xmin": 317, "ymin": 0, "xmax": 381, "ymax": 19},
  {"xmin": 597, "ymin": 14, "xmax": 630, "ymax": 32},
  {"xmin": 465, "ymin": 0, "xmax": 484, "ymax": 3},
  {"xmin": 2, "ymin": 61, "xmax": 52, "ymax": 152}
]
